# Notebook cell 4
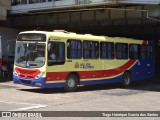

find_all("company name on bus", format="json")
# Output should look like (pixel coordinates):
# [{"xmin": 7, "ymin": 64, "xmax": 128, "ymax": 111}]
[{"xmin": 75, "ymin": 62, "xmax": 94, "ymax": 69}]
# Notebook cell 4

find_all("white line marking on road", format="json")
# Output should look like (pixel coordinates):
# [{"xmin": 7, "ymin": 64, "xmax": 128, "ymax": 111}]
[
  {"xmin": 0, "ymin": 100, "xmax": 48, "ymax": 111},
  {"xmin": 12, "ymin": 105, "xmax": 47, "ymax": 111}
]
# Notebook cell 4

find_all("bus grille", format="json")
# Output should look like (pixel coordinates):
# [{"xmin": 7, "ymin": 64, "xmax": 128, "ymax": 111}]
[
  {"xmin": 19, "ymin": 75, "xmax": 34, "ymax": 79},
  {"xmin": 15, "ymin": 67, "xmax": 40, "ymax": 79},
  {"xmin": 18, "ymin": 69, "xmax": 38, "ymax": 74}
]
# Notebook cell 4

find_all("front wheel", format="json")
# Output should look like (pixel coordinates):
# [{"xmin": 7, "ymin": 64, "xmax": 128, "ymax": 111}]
[
  {"xmin": 64, "ymin": 74, "xmax": 78, "ymax": 92},
  {"xmin": 122, "ymin": 72, "xmax": 133, "ymax": 88}
]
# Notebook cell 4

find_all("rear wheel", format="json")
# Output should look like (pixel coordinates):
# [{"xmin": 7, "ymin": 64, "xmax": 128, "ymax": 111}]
[
  {"xmin": 64, "ymin": 74, "xmax": 78, "ymax": 92},
  {"xmin": 122, "ymin": 72, "xmax": 132, "ymax": 88}
]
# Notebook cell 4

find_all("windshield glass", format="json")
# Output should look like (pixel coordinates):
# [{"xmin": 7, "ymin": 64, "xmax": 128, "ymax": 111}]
[{"xmin": 15, "ymin": 42, "xmax": 45, "ymax": 68}]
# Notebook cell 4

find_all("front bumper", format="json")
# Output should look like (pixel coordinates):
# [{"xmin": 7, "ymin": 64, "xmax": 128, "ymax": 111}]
[{"xmin": 13, "ymin": 75, "xmax": 46, "ymax": 88}]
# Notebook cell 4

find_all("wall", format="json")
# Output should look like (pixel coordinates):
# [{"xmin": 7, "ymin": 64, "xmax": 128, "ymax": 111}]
[
  {"xmin": 0, "ymin": 27, "xmax": 20, "ymax": 62},
  {"xmin": 10, "ymin": 5, "xmax": 160, "ymax": 29},
  {"xmin": 0, "ymin": 0, "xmax": 11, "ymax": 20}
]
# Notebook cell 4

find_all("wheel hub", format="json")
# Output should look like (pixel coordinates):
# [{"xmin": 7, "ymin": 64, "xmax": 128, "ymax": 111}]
[
  {"xmin": 124, "ymin": 76, "xmax": 130, "ymax": 85},
  {"xmin": 68, "ymin": 79, "xmax": 75, "ymax": 88}
]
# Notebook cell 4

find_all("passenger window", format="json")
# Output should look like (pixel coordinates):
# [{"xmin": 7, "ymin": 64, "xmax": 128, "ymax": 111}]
[
  {"xmin": 141, "ymin": 45, "xmax": 152, "ymax": 60},
  {"xmin": 100, "ymin": 42, "xmax": 114, "ymax": 59},
  {"xmin": 129, "ymin": 44, "xmax": 140, "ymax": 59},
  {"xmin": 67, "ymin": 40, "xmax": 82, "ymax": 59},
  {"xmin": 48, "ymin": 42, "xmax": 65, "ymax": 65},
  {"xmin": 115, "ymin": 43, "xmax": 128, "ymax": 59},
  {"xmin": 83, "ymin": 41, "xmax": 99, "ymax": 59}
]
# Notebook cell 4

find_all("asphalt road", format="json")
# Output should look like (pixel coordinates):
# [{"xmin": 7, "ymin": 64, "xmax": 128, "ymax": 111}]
[{"xmin": 0, "ymin": 79, "xmax": 160, "ymax": 120}]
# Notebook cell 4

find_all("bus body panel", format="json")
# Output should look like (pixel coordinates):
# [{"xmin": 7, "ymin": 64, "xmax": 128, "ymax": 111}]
[
  {"xmin": 131, "ymin": 40, "xmax": 155, "ymax": 81},
  {"xmin": 13, "ymin": 31, "xmax": 155, "ymax": 89}
]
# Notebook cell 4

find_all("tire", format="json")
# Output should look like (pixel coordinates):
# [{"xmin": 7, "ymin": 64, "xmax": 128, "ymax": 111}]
[
  {"xmin": 122, "ymin": 72, "xmax": 132, "ymax": 88},
  {"xmin": 64, "ymin": 74, "xmax": 78, "ymax": 92}
]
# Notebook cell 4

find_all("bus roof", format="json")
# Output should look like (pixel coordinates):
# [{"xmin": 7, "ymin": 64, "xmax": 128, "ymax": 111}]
[{"xmin": 19, "ymin": 30, "xmax": 144, "ymax": 44}]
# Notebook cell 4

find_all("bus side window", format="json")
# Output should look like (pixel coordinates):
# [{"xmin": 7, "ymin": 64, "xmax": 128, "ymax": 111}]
[
  {"xmin": 67, "ymin": 40, "xmax": 82, "ymax": 59},
  {"xmin": 48, "ymin": 42, "xmax": 65, "ymax": 66},
  {"xmin": 146, "ymin": 46, "xmax": 152, "ymax": 59},
  {"xmin": 83, "ymin": 41, "xmax": 99, "ymax": 59},
  {"xmin": 129, "ymin": 44, "xmax": 139, "ymax": 59},
  {"xmin": 141, "ymin": 45, "xmax": 152, "ymax": 60},
  {"xmin": 115, "ymin": 43, "xmax": 128, "ymax": 59},
  {"xmin": 100, "ymin": 42, "xmax": 114, "ymax": 59}
]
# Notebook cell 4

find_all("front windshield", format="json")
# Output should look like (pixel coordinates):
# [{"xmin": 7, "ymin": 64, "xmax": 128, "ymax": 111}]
[{"xmin": 15, "ymin": 42, "xmax": 45, "ymax": 68}]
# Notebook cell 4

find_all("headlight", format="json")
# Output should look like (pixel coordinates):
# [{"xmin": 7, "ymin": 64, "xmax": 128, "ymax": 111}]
[
  {"xmin": 13, "ymin": 70, "xmax": 18, "ymax": 76},
  {"xmin": 35, "ymin": 72, "xmax": 45, "ymax": 79}
]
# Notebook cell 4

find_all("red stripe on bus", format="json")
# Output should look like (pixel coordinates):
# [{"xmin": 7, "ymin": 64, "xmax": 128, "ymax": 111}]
[{"xmin": 46, "ymin": 60, "xmax": 137, "ymax": 81}]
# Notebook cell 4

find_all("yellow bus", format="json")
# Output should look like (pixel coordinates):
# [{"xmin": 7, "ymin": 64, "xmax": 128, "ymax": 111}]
[{"xmin": 13, "ymin": 30, "xmax": 155, "ymax": 91}]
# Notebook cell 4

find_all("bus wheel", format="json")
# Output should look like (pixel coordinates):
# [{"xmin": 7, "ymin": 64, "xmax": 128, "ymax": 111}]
[
  {"xmin": 65, "ymin": 74, "xmax": 78, "ymax": 92},
  {"xmin": 122, "ymin": 72, "xmax": 132, "ymax": 88}
]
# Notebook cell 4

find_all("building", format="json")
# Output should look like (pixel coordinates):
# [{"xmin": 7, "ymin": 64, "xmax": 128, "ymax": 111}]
[
  {"xmin": 10, "ymin": 0, "xmax": 160, "ymax": 14},
  {"xmin": 0, "ymin": 1, "xmax": 19, "ymax": 64},
  {"xmin": 0, "ymin": 0, "xmax": 160, "ymax": 56},
  {"xmin": 0, "ymin": 0, "xmax": 159, "ymax": 79},
  {"xmin": 0, "ymin": 0, "xmax": 11, "ymax": 20},
  {"xmin": 8, "ymin": 0, "xmax": 159, "ymax": 39}
]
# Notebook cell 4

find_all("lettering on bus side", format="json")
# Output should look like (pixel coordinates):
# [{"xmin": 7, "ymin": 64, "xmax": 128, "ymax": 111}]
[{"xmin": 74, "ymin": 62, "xmax": 94, "ymax": 69}]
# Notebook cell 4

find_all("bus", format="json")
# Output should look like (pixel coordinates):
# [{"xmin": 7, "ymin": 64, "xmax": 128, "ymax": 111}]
[{"xmin": 13, "ymin": 30, "xmax": 155, "ymax": 92}]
